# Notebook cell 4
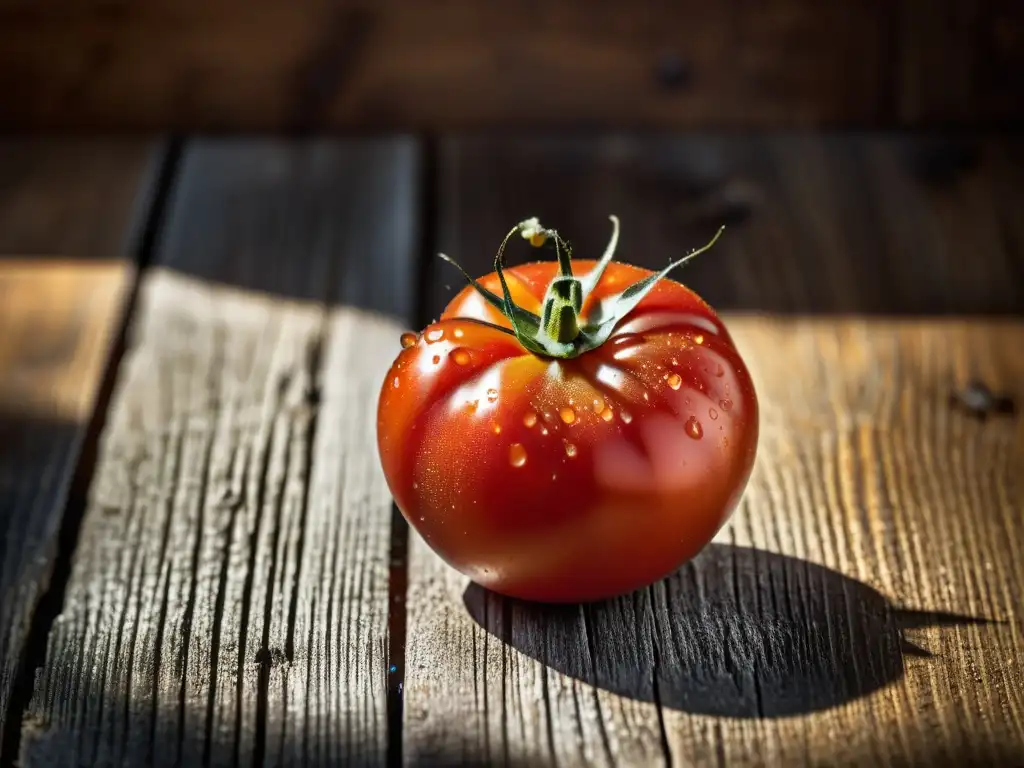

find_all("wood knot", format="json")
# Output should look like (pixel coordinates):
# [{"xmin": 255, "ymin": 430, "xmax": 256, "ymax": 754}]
[
  {"xmin": 254, "ymin": 647, "xmax": 287, "ymax": 668},
  {"xmin": 907, "ymin": 140, "xmax": 980, "ymax": 186},
  {"xmin": 303, "ymin": 384, "xmax": 321, "ymax": 407},
  {"xmin": 949, "ymin": 381, "xmax": 1016, "ymax": 421},
  {"xmin": 676, "ymin": 178, "xmax": 760, "ymax": 228},
  {"xmin": 654, "ymin": 51, "xmax": 693, "ymax": 91}
]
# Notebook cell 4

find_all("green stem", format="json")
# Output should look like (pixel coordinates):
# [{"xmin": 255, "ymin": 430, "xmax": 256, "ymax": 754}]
[
  {"xmin": 494, "ymin": 223, "xmax": 528, "ymax": 339},
  {"xmin": 552, "ymin": 231, "xmax": 574, "ymax": 277},
  {"xmin": 541, "ymin": 278, "xmax": 583, "ymax": 343},
  {"xmin": 439, "ymin": 216, "xmax": 725, "ymax": 361}
]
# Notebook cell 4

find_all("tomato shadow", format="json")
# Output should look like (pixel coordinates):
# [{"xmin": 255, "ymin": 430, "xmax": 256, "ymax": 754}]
[{"xmin": 461, "ymin": 543, "xmax": 994, "ymax": 719}]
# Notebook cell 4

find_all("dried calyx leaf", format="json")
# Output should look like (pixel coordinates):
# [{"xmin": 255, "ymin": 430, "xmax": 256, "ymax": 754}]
[{"xmin": 439, "ymin": 216, "xmax": 724, "ymax": 360}]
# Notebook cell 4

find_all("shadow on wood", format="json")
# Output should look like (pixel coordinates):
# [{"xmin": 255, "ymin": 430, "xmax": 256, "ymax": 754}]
[
  {"xmin": 0, "ymin": 414, "xmax": 83, "ymax": 749},
  {"xmin": 433, "ymin": 136, "xmax": 1024, "ymax": 319},
  {"xmin": 18, "ymin": 698, "xmax": 390, "ymax": 768},
  {"xmin": 462, "ymin": 544, "xmax": 994, "ymax": 719},
  {"xmin": 152, "ymin": 138, "xmax": 421, "ymax": 319}
]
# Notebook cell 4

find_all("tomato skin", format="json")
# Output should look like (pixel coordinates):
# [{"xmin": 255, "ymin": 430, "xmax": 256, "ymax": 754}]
[{"xmin": 377, "ymin": 259, "xmax": 758, "ymax": 603}]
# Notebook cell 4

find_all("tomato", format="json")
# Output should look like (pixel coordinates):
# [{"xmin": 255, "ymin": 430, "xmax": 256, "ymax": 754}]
[{"xmin": 377, "ymin": 217, "xmax": 758, "ymax": 603}]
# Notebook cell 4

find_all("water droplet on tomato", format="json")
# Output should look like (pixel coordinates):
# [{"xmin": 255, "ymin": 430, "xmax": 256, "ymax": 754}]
[
  {"xmin": 466, "ymin": 400, "xmax": 479, "ymax": 414},
  {"xmin": 540, "ymin": 426, "xmax": 549, "ymax": 436},
  {"xmin": 487, "ymin": 388, "xmax": 498, "ymax": 403},
  {"xmin": 492, "ymin": 423, "xmax": 502, "ymax": 434},
  {"xmin": 694, "ymin": 334, "xmax": 704, "ymax": 345},
  {"xmin": 564, "ymin": 441, "xmax": 578, "ymax": 457},
  {"xmin": 666, "ymin": 372, "xmax": 682, "ymax": 390},
  {"xmin": 509, "ymin": 443, "xmax": 527, "ymax": 467},
  {"xmin": 412, "ymin": 482, "xmax": 419, "ymax": 490},
  {"xmin": 685, "ymin": 416, "xmax": 703, "ymax": 439},
  {"xmin": 450, "ymin": 348, "xmax": 471, "ymax": 366},
  {"xmin": 432, "ymin": 355, "xmax": 440, "ymax": 365},
  {"xmin": 715, "ymin": 364, "xmax": 725, "ymax": 377},
  {"xmin": 392, "ymin": 376, "xmax": 401, "ymax": 389},
  {"xmin": 709, "ymin": 407, "xmax": 719, "ymax": 420},
  {"xmin": 453, "ymin": 327, "xmax": 465, "ymax": 339},
  {"xmin": 671, "ymin": 358, "xmax": 679, "ymax": 367},
  {"xmin": 591, "ymin": 396, "xmax": 605, "ymax": 414},
  {"xmin": 426, "ymin": 328, "xmax": 445, "ymax": 343},
  {"xmin": 400, "ymin": 332, "xmax": 418, "ymax": 349},
  {"xmin": 620, "ymin": 410, "xmax": 633, "ymax": 424},
  {"xmin": 559, "ymin": 406, "xmax": 576, "ymax": 424},
  {"xmin": 601, "ymin": 408, "xmax": 614, "ymax": 422},
  {"xmin": 720, "ymin": 398, "xmax": 733, "ymax": 411},
  {"xmin": 523, "ymin": 411, "xmax": 538, "ymax": 427}
]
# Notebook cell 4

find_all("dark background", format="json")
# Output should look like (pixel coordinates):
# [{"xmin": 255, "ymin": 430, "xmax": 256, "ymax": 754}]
[{"xmin": 1, "ymin": 0, "xmax": 1021, "ymax": 133}]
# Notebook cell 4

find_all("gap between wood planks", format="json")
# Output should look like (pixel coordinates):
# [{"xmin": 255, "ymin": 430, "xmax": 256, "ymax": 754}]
[
  {"xmin": 1, "ymin": 136, "xmax": 432, "ymax": 767},
  {"xmin": 386, "ymin": 135, "xmax": 438, "ymax": 768}
]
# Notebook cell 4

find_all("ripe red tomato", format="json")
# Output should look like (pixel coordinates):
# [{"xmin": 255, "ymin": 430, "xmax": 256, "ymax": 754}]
[{"xmin": 377, "ymin": 217, "xmax": 758, "ymax": 603}]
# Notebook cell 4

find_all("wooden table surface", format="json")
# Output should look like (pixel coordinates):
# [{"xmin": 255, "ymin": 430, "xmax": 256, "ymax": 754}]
[{"xmin": 0, "ymin": 134, "xmax": 1021, "ymax": 768}]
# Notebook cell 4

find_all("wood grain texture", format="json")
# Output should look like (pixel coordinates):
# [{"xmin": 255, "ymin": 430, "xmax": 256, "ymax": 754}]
[
  {"xmin": 0, "ymin": 138, "xmax": 157, "ymax": 751},
  {"xmin": 429, "ymin": 135, "xmax": 1024, "ymax": 318},
  {"xmin": 0, "ymin": 1, "xmax": 1020, "ymax": 131},
  {"xmin": 156, "ymin": 138, "xmax": 420, "ymax": 313},
  {"xmin": 405, "ymin": 133, "xmax": 1024, "ymax": 765},
  {"xmin": 20, "ymin": 139, "xmax": 420, "ymax": 767},
  {"xmin": 0, "ymin": 262, "xmax": 131, "ymax": 749},
  {"xmin": 0, "ymin": 139, "xmax": 159, "ymax": 258},
  {"xmin": 404, "ymin": 318, "xmax": 1024, "ymax": 766}
]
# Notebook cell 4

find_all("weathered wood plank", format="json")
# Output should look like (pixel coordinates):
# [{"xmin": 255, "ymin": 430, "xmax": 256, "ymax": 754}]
[
  {"xmin": 406, "ymin": 318, "xmax": 1024, "ymax": 766},
  {"xmin": 0, "ymin": 262, "xmax": 133, "ymax": 750},
  {"xmin": 0, "ymin": 1, "xmax": 1021, "ymax": 132},
  {"xmin": 21, "ymin": 139, "xmax": 420, "ymax": 767},
  {"xmin": 428, "ymin": 135, "xmax": 1024, "ymax": 317},
  {"xmin": 404, "ymin": 135, "xmax": 1024, "ymax": 765},
  {"xmin": 0, "ymin": 139, "xmax": 158, "ymax": 753},
  {"xmin": 156, "ymin": 139, "xmax": 419, "ymax": 314},
  {"xmin": 0, "ymin": 139, "xmax": 159, "ymax": 258}
]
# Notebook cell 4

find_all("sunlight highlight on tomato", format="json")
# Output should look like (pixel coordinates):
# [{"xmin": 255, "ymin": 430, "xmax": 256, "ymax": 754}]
[{"xmin": 377, "ymin": 216, "xmax": 758, "ymax": 603}]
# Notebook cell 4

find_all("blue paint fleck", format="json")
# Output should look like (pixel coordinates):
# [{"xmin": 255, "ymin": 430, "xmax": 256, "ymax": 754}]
[{"xmin": 389, "ymin": 665, "xmax": 398, "ymax": 673}]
